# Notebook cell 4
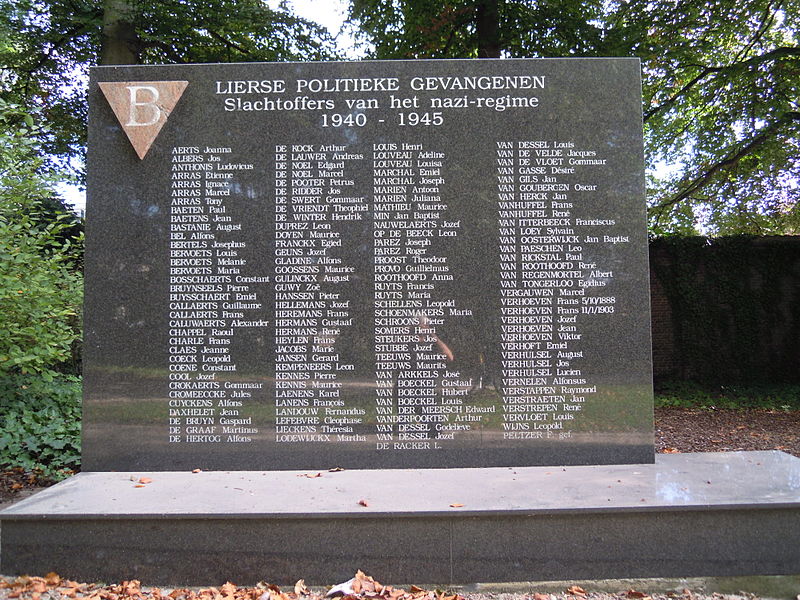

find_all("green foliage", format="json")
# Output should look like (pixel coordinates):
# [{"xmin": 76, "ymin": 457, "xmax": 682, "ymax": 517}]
[
  {"xmin": 0, "ymin": 0, "xmax": 340, "ymax": 172},
  {"xmin": 655, "ymin": 380, "xmax": 800, "ymax": 411},
  {"xmin": 0, "ymin": 373, "xmax": 82, "ymax": 480},
  {"xmin": 348, "ymin": 0, "xmax": 800, "ymax": 236},
  {"xmin": 135, "ymin": 0, "xmax": 340, "ymax": 64},
  {"xmin": 5, "ymin": 0, "xmax": 797, "ymax": 234},
  {"xmin": 639, "ymin": 0, "xmax": 800, "ymax": 236},
  {"xmin": 349, "ymin": 0, "xmax": 607, "ymax": 59},
  {"xmin": 0, "ymin": 100, "xmax": 83, "ymax": 378}
]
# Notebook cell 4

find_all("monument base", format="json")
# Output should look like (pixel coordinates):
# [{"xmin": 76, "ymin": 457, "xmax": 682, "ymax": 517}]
[{"xmin": 1, "ymin": 451, "xmax": 798, "ymax": 586}]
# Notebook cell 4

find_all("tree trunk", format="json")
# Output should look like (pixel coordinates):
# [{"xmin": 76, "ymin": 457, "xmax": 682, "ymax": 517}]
[
  {"xmin": 100, "ymin": 0, "xmax": 139, "ymax": 65},
  {"xmin": 476, "ymin": 0, "xmax": 501, "ymax": 57}
]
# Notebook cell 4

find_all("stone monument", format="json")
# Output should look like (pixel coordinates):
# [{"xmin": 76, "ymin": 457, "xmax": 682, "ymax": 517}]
[
  {"xmin": 82, "ymin": 58, "xmax": 653, "ymax": 471},
  {"xmin": 1, "ymin": 58, "xmax": 798, "ymax": 586}
]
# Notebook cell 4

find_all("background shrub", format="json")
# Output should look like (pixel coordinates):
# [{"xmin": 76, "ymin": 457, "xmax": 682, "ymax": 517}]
[{"xmin": 0, "ymin": 373, "xmax": 81, "ymax": 480}]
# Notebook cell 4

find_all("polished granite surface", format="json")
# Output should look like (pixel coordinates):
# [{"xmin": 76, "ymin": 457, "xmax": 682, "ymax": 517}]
[
  {"xmin": 3, "ymin": 451, "xmax": 798, "ymax": 518},
  {"xmin": 84, "ymin": 59, "xmax": 653, "ymax": 471}
]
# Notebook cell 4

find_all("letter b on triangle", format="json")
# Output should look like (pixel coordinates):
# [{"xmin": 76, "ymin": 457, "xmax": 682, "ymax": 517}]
[{"xmin": 99, "ymin": 81, "xmax": 188, "ymax": 159}]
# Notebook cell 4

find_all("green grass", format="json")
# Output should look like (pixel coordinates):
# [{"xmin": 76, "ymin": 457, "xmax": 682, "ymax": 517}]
[{"xmin": 655, "ymin": 380, "xmax": 800, "ymax": 411}]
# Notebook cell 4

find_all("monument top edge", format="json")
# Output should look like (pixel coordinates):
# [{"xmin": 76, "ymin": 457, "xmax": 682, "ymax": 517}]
[{"xmin": 89, "ymin": 56, "xmax": 641, "ymax": 72}]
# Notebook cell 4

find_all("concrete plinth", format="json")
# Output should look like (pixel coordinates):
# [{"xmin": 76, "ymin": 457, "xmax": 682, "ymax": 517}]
[{"xmin": 2, "ymin": 452, "xmax": 799, "ymax": 586}]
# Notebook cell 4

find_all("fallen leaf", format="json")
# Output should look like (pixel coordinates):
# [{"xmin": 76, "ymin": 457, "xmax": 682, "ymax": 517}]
[
  {"xmin": 627, "ymin": 590, "xmax": 648, "ymax": 598},
  {"xmin": 138, "ymin": 477, "xmax": 153, "ymax": 484},
  {"xmin": 356, "ymin": 570, "xmax": 381, "ymax": 595},
  {"xmin": 449, "ymin": 503, "xmax": 465, "ymax": 508},
  {"xmin": 294, "ymin": 580, "xmax": 309, "ymax": 596},
  {"xmin": 124, "ymin": 580, "xmax": 143, "ymax": 597},
  {"xmin": 328, "ymin": 467, "xmax": 345, "ymax": 472},
  {"xmin": 662, "ymin": 447, "xmax": 680, "ymax": 453},
  {"xmin": 566, "ymin": 585, "xmax": 586, "ymax": 597},
  {"xmin": 134, "ymin": 484, "xmax": 146, "ymax": 488},
  {"xmin": 192, "ymin": 468, "xmax": 202, "ymax": 473},
  {"xmin": 534, "ymin": 594, "xmax": 550, "ymax": 600},
  {"xmin": 358, "ymin": 499, "xmax": 369, "ymax": 507}
]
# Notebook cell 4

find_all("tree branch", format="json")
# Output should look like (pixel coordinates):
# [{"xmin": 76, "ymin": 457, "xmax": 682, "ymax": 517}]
[
  {"xmin": 734, "ymin": 0, "xmax": 778, "ymax": 63},
  {"xmin": 644, "ymin": 67, "xmax": 714, "ymax": 122},
  {"xmin": 23, "ymin": 18, "xmax": 100, "ymax": 80},
  {"xmin": 644, "ymin": 46, "xmax": 800, "ymax": 122},
  {"xmin": 205, "ymin": 29, "xmax": 252, "ymax": 57},
  {"xmin": 652, "ymin": 112, "xmax": 800, "ymax": 221}
]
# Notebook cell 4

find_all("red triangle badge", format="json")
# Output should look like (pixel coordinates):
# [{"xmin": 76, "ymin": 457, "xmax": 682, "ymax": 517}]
[{"xmin": 99, "ymin": 81, "xmax": 188, "ymax": 159}]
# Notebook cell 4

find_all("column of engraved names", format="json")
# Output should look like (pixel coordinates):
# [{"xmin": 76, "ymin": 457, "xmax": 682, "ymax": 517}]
[
  {"xmin": 496, "ymin": 139, "xmax": 620, "ymax": 440},
  {"xmin": 167, "ymin": 146, "xmax": 265, "ymax": 445},
  {"xmin": 496, "ymin": 140, "xmax": 578, "ymax": 440},
  {"xmin": 273, "ymin": 143, "xmax": 363, "ymax": 444},
  {"xmin": 373, "ymin": 142, "xmax": 477, "ymax": 452}
]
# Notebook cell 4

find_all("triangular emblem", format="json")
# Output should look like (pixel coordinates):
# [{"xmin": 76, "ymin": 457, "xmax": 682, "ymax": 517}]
[{"xmin": 99, "ymin": 81, "xmax": 188, "ymax": 159}]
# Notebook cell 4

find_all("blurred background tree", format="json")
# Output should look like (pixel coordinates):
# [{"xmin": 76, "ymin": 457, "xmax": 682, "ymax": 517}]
[
  {"xmin": 348, "ymin": 0, "xmax": 800, "ymax": 235},
  {"xmin": 0, "ymin": 100, "xmax": 83, "ymax": 378},
  {"xmin": 2, "ymin": 0, "xmax": 797, "ymax": 235},
  {"xmin": 0, "ymin": 0, "xmax": 340, "ymax": 176}
]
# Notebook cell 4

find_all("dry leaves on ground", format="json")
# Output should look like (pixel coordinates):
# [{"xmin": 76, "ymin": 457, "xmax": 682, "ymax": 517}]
[{"xmin": 0, "ymin": 571, "xmax": 465, "ymax": 600}]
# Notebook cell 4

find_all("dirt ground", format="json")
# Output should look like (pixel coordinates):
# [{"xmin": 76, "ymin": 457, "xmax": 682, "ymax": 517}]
[{"xmin": 653, "ymin": 407, "xmax": 800, "ymax": 457}]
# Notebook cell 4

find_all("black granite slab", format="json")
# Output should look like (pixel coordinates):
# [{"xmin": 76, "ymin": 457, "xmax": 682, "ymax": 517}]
[{"xmin": 84, "ymin": 58, "xmax": 653, "ymax": 471}]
